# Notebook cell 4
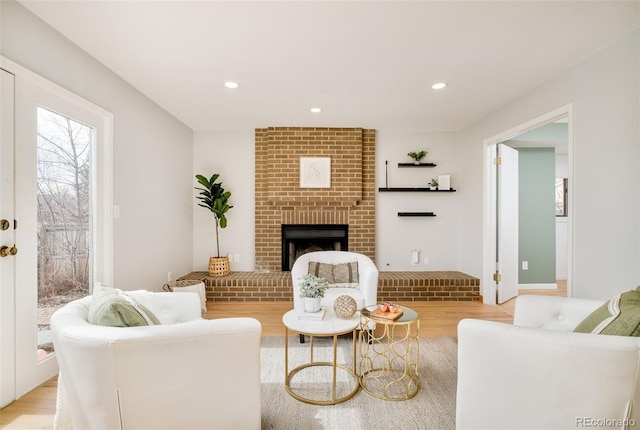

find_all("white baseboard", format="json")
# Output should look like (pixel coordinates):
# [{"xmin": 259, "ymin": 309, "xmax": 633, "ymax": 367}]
[{"xmin": 518, "ymin": 283, "xmax": 557, "ymax": 290}]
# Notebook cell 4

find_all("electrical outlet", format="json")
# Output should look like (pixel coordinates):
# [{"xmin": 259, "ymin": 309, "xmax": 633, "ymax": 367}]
[
  {"xmin": 233, "ymin": 253, "xmax": 240, "ymax": 263},
  {"xmin": 167, "ymin": 271, "xmax": 172, "ymax": 282},
  {"xmin": 424, "ymin": 257, "xmax": 430, "ymax": 265},
  {"xmin": 522, "ymin": 261, "xmax": 528, "ymax": 271},
  {"xmin": 411, "ymin": 250, "xmax": 419, "ymax": 265}
]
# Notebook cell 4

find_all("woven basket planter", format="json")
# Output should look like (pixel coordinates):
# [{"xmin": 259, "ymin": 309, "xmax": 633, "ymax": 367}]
[
  {"xmin": 176, "ymin": 279, "xmax": 203, "ymax": 288},
  {"xmin": 163, "ymin": 279, "xmax": 203, "ymax": 291},
  {"xmin": 208, "ymin": 256, "xmax": 230, "ymax": 277}
]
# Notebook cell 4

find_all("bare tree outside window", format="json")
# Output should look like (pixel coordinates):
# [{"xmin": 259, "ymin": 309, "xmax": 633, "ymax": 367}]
[{"xmin": 37, "ymin": 107, "xmax": 93, "ymax": 356}]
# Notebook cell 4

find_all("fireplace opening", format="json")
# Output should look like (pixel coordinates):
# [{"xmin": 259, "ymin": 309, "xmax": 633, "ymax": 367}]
[{"xmin": 281, "ymin": 224, "xmax": 348, "ymax": 271}]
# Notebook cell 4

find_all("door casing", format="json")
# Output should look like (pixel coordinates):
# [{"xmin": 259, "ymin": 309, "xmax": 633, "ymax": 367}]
[{"xmin": 482, "ymin": 104, "xmax": 573, "ymax": 304}]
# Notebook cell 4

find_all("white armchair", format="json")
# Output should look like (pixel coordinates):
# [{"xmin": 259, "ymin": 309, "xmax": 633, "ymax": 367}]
[
  {"xmin": 51, "ymin": 290, "xmax": 262, "ymax": 430},
  {"xmin": 291, "ymin": 250, "xmax": 379, "ymax": 312},
  {"xmin": 456, "ymin": 295, "xmax": 640, "ymax": 430}
]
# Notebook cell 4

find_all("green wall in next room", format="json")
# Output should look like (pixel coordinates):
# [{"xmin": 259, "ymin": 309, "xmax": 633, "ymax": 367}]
[{"xmin": 518, "ymin": 147, "xmax": 556, "ymax": 284}]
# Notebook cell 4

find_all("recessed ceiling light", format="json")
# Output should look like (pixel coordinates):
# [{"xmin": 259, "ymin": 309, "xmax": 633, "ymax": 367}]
[
  {"xmin": 432, "ymin": 82, "xmax": 447, "ymax": 90},
  {"xmin": 224, "ymin": 81, "xmax": 239, "ymax": 89},
  {"xmin": 310, "ymin": 107, "xmax": 322, "ymax": 113}
]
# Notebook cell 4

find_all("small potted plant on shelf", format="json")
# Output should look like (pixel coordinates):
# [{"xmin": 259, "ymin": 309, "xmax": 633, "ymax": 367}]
[
  {"xmin": 299, "ymin": 273, "xmax": 330, "ymax": 313},
  {"xmin": 408, "ymin": 150, "xmax": 428, "ymax": 165},
  {"xmin": 429, "ymin": 178, "xmax": 439, "ymax": 190},
  {"xmin": 195, "ymin": 173, "xmax": 233, "ymax": 277}
]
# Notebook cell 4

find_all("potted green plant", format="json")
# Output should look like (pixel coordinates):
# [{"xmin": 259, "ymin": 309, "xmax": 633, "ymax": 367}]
[
  {"xmin": 429, "ymin": 178, "xmax": 439, "ymax": 190},
  {"xmin": 195, "ymin": 173, "xmax": 233, "ymax": 277},
  {"xmin": 408, "ymin": 150, "xmax": 427, "ymax": 164},
  {"xmin": 298, "ymin": 273, "xmax": 330, "ymax": 312}
]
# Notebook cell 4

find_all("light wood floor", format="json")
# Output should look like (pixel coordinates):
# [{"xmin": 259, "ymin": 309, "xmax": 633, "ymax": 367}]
[{"xmin": 0, "ymin": 284, "xmax": 565, "ymax": 429}]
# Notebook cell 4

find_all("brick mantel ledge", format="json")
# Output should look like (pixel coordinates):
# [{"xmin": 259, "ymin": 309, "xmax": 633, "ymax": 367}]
[{"xmin": 178, "ymin": 271, "xmax": 480, "ymax": 302}]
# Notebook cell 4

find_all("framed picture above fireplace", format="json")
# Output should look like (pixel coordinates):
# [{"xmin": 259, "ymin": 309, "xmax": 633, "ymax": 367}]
[{"xmin": 300, "ymin": 157, "xmax": 331, "ymax": 188}]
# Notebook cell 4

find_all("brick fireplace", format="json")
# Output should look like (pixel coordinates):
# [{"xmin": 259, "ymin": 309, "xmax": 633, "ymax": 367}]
[
  {"xmin": 179, "ymin": 126, "xmax": 480, "ymax": 302},
  {"xmin": 254, "ymin": 127, "xmax": 376, "ymax": 272}
]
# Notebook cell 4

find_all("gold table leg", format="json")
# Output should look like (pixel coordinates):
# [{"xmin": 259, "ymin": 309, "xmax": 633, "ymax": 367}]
[
  {"xmin": 359, "ymin": 319, "xmax": 420, "ymax": 401},
  {"xmin": 284, "ymin": 329, "xmax": 359, "ymax": 405}
]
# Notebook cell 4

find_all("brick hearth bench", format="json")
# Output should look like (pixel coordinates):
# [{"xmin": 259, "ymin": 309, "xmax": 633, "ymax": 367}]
[{"xmin": 178, "ymin": 271, "xmax": 480, "ymax": 302}]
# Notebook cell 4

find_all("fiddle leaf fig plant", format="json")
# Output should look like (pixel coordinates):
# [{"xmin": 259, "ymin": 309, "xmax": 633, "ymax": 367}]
[{"xmin": 195, "ymin": 173, "xmax": 233, "ymax": 258}]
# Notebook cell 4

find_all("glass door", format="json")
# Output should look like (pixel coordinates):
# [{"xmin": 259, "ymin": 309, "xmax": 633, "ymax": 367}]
[
  {"xmin": 34, "ymin": 106, "xmax": 93, "ymax": 356},
  {"xmin": 1, "ymin": 59, "xmax": 112, "ymax": 403}
]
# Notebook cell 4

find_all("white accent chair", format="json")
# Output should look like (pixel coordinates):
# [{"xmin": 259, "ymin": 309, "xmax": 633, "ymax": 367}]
[
  {"xmin": 291, "ymin": 251, "xmax": 379, "ymax": 342},
  {"xmin": 456, "ymin": 295, "xmax": 640, "ymax": 430},
  {"xmin": 291, "ymin": 250, "xmax": 379, "ymax": 313},
  {"xmin": 51, "ymin": 290, "xmax": 262, "ymax": 430}
]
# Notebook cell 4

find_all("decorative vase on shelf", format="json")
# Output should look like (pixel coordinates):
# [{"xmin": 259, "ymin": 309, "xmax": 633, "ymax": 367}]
[
  {"xmin": 408, "ymin": 150, "xmax": 427, "ymax": 166},
  {"xmin": 305, "ymin": 297, "xmax": 322, "ymax": 313}
]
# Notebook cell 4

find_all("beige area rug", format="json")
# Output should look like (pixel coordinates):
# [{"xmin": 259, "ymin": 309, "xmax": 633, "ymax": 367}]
[{"xmin": 260, "ymin": 335, "xmax": 457, "ymax": 430}]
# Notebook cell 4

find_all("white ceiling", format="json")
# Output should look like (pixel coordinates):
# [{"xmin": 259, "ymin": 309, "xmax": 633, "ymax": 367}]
[{"xmin": 18, "ymin": 1, "xmax": 639, "ymax": 132}]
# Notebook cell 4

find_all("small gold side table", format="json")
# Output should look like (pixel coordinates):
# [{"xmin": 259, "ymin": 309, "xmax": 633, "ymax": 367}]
[
  {"xmin": 359, "ymin": 305, "xmax": 420, "ymax": 401},
  {"xmin": 282, "ymin": 309, "xmax": 360, "ymax": 405}
]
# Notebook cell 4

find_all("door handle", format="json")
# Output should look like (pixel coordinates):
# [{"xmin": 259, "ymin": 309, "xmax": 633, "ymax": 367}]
[
  {"xmin": 0, "ymin": 245, "xmax": 17, "ymax": 257},
  {"xmin": 0, "ymin": 219, "xmax": 17, "ymax": 230}
]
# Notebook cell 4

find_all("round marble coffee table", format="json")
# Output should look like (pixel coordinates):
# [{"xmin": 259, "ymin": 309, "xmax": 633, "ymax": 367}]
[{"xmin": 282, "ymin": 308, "xmax": 360, "ymax": 405}]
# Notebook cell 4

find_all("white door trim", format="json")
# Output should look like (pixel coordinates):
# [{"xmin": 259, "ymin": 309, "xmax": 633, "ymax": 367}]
[{"xmin": 482, "ymin": 104, "xmax": 574, "ymax": 304}]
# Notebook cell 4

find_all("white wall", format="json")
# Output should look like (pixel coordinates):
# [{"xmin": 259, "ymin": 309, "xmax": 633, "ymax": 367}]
[
  {"xmin": 456, "ymin": 29, "xmax": 640, "ymax": 300},
  {"xmin": 1, "ymin": 0, "xmax": 194, "ymax": 290},
  {"xmin": 193, "ymin": 29, "xmax": 640, "ymax": 297},
  {"xmin": 192, "ymin": 131, "xmax": 255, "ymax": 271},
  {"xmin": 191, "ymin": 129, "xmax": 460, "ymax": 272},
  {"xmin": 375, "ymin": 130, "xmax": 458, "ymax": 270},
  {"xmin": 7, "ymin": 1, "xmax": 638, "ymax": 299}
]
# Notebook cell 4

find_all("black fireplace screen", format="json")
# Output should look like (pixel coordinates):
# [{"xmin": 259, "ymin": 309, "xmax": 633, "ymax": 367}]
[{"xmin": 281, "ymin": 224, "xmax": 348, "ymax": 271}]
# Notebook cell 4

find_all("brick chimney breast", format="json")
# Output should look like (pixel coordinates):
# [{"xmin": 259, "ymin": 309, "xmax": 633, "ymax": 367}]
[{"xmin": 255, "ymin": 127, "xmax": 376, "ymax": 272}]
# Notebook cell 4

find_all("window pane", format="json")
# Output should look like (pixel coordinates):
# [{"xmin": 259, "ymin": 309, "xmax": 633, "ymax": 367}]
[
  {"xmin": 36, "ymin": 107, "xmax": 92, "ymax": 360},
  {"xmin": 555, "ymin": 178, "xmax": 567, "ymax": 217}
]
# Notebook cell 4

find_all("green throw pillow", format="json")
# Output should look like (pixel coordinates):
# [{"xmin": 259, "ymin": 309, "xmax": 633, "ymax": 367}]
[
  {"xmin": 88, "ymin": 283, "xmax": 160, "ymax": 327},
  {"xmin": 574, "ymin": 287, "xmax": 640, "ymax": 336}
]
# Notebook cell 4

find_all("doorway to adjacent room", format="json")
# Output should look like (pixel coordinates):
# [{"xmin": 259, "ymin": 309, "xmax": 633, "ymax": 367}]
[{"xmin": 483, "ymin": 104, "xmax": 573, "ymax": 305}]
